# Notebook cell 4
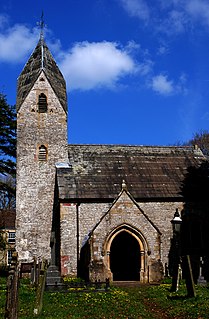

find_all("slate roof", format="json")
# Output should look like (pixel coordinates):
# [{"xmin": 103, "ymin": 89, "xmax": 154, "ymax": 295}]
[
  {"xmin": 56, "ymin": 144, "xmax": 206, "ymax": 201},
  {"xmin": 16, "ymin": 38, "xmax": 67, "ymax": 112}
]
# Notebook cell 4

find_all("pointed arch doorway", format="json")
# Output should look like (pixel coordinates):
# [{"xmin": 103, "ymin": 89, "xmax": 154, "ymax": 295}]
[{"xmin": 110, "ymin": 230, "xmax": 141, "ymax": 281}]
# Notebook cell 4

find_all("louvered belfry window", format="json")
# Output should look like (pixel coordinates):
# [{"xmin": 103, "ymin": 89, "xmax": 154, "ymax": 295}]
[
  {"xmin": 38, "ymin": 93, "xmax": 47, "ymax": 113},
  {"xmin": 38, "ymin": 145, "xmax": 47, "ymax": 161}
]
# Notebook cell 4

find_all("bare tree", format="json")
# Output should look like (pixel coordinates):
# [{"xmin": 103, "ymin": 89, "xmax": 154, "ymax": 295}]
[
  {"xmin": 0, "ymin": 175, "xmax": 15, "ymax": 211},
  {"xmin": 187, "ymin": 130, "xmax": 209, "ymax": 156}
]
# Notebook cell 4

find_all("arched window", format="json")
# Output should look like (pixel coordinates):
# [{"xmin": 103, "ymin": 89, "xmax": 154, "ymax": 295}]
[
  {"xmin": 38, "ymin": 93, "xmax": 47, "ymax": 113},
  {"xmin": 38, "ymin": 145, "xmax": 47, "ymax": 161}
]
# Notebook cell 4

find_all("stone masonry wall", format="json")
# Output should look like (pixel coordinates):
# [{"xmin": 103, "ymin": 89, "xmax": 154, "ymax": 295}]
[
  {"xmin": 60, "ymin": 203, "xmax": 77, "ymax": 276},
  {"xmin": 60, "ymin": 202, "xmax": 110, "ymax": 276},
  {"xmin": 16, "ymin": 72, "xmax": 68, "ymax": 263},
  {"xmin": 139, "ymin": 201, "xmax": 184, "ymax": 269}
]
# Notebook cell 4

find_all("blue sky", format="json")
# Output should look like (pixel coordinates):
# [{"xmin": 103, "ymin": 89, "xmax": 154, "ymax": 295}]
[{"xmin": 0, "ymin": 0, "xmax": 209, "ymax": 145}]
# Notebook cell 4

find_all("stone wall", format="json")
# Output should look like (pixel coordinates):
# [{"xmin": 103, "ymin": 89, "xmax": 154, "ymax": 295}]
[
  {"xmin": 16, "ymin": 72, "xmax": 68, "ymax": 262},
  {"xmin": 60, "ymin": 202, "xmax": 110, "ymax": 276},
  {"xmin": 139, "ymin": 201, "xmax": 184, "ymax": 268},
  {"xmin": 60, "ymin": 203, "xmax": 77, "ymax": 276}
]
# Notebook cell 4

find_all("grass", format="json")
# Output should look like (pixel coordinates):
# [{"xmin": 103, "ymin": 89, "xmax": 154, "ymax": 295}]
[
  {"xmin": 137, "ymin": 280, "xmax": 209, "ymax": 319},
  {"xmin": 1, "ymin": 277, "xmax": 209, "ymax": 318}
]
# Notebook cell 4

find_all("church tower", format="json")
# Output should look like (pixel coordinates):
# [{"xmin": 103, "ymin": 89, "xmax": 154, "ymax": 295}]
[{"xmin": 16, "ymin": 34, "xmax": 68, "ymax": 262}]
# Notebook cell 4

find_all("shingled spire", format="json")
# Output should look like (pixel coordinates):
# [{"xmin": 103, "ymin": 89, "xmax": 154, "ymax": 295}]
[{"xmin": 16, "ymin": 31, "xmax": 67, "ymax": 112}]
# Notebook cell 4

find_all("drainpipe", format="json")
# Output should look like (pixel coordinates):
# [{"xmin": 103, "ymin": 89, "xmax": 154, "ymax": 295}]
[{"xmin": 76, "ymin": 202, "xmax": 80, "ymax": 277}]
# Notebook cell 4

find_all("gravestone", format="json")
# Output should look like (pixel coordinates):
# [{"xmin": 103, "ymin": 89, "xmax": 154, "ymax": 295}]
[
  {"xmin": 45, "ymin": 232, "xmax": 65, "ymax": 290},
  {"xmin": 197, "ymin": 257, "xmax": 207, "ymax": 286}
]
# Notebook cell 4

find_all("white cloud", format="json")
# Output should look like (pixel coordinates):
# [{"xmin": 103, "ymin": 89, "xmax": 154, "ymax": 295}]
[
  {"xmin": 157, "ymin": 44, "xmax": 169, "ymax": 56},
  {"xmin": 161, "ymin": 1, "xmax": 209, "ymax": 34},
  {"xmin": 151, "ymin": 74, "xmax": 174, "ymax": 95},
  {"xmin": 185, "ymin": 0, "xmax": 209, "ymax": 26},
  {"xmin": 168, "ymin": 10, "xmax": 188, "ymax": 33},
  {"xmin": 137, "ymin": 59, "xmax": 153, "ymax": 76},
  {"xmin": 124, "ymin": 40, "xmax": 141, "ymax": 53},
  {"xmin": 119, "ymin": 0, "xmax": 150, "ymax": 21},
  {"xmin": 150, "ymin": 73, "xmax": 187, "ymax": 96},
  {"xmin": 0, "ymin": 23, "xmax": 38, "ymax": 63},
  {"xmin": 0, "ymin": 14, "xmax": 9, "ymax": 29},
  {"xmin": 119, "ymin": 0, "xmax": 209, "ymax": 34},
  {"xmin": 159, "ymin": 9, "xmax": 189, "ymax": 35},
  {"xmin": 59, "ymin": 41, "xmax": 136, "ymax": 91}
]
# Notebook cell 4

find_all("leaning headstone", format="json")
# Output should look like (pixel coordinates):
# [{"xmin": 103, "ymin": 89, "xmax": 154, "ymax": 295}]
[
  {"xmin": 184, "ymin": 255, "xmax": 196, "ymax": 298},
  {"xmin": 197, "ymin": 257, "xmax": 207, "ymax": 286},
  {"xmin": 34, "ymin": 259, "xmax": 47, "ymax": 316}
]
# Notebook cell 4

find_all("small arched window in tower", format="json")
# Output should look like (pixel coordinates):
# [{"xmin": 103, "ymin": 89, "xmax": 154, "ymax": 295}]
[
  {"xmin": 38, "ymin": 145, "xmax": 47, "ymax": 161},
  {"xmin": 38, "ymin": 93, "xmax": 48, "ymax": 113}
]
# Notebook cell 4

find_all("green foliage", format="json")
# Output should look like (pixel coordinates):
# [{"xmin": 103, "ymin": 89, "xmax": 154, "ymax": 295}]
[
  {"xmin": 0, "ymin": 94, "xmax": 16, "ymax": 176},
  {"xmin": 63, "ymin": 276, "xmax": 85, "ymax": 284},
  {"xmin": 0, "ymin": 93, "xmax": 16, "ymax": 210},
  {"xmin": 40, "ymin": 287, "xmax": 149, "ymax": 318}
]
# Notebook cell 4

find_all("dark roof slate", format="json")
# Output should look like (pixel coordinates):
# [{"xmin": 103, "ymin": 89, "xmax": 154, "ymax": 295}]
[
  {"xmin": 16, "ymin": 39, "xmax": 67, "ymax": 112},
  {"xmin": 57, "ymin": 144, "xmax": 206, "ymax": 200}
]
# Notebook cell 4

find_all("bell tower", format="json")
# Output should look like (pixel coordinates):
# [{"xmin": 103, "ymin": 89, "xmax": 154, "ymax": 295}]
[{"xmin": 16, "ymin": 33, "xmax": 68, "ymax": 262}]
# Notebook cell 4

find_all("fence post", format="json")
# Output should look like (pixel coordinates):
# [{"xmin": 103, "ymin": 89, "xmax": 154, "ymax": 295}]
[{"xmin": 5, "ymin": 252, "xmax": 19, "ymax": 319}]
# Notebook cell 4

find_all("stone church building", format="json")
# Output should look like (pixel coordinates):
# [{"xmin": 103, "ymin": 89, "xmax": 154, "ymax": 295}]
[{"xmin": 16, "ymin": 36, "xmax": 206, "ymax": 283}]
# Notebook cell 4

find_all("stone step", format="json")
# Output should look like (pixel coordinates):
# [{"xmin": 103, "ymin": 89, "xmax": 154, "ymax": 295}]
[
  {"xmin": 46, "ymin": 277, "xmax": 63, "ymax": 285},
  {"xmin": 46, "ymin": 265, "xmax": 64, "ymax": 287},
  {"xmin": 47, "ymin": 265, "xmax": 59, "ymax": 271},
  {"xmin": 47, "ymin": 270, "xmax": 62, "ymax": 277}
]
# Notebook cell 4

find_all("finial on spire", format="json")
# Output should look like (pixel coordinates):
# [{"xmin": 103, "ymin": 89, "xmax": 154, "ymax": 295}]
[
  {"xmin": 37, "ymin": 11, "xmax": 45, "ymax": 40},
  {"xmin": 122, "ymin": 179, "xmax": 127, "ymax": 191}
]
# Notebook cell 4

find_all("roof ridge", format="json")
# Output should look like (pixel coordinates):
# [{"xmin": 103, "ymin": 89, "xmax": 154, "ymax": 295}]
[{"xmin": 68, "ymin": 143, "xmax": 194, "ymax": 148}]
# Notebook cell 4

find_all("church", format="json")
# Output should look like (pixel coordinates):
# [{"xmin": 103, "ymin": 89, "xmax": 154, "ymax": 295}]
[{"xmin": 15, "ymin": 34, "xmax": 206, "ymax": 283}]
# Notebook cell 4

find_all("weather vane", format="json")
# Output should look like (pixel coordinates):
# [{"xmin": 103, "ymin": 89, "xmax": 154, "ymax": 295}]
[{"xmin": 37, "ymin": 11, "xmax": 46, "ymax": 40}]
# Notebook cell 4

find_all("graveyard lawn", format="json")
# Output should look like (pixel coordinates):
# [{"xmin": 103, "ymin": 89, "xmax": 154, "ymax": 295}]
[{"xmin": 0, "ymin": 277, "xmax": 209, "ymax": 318}]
